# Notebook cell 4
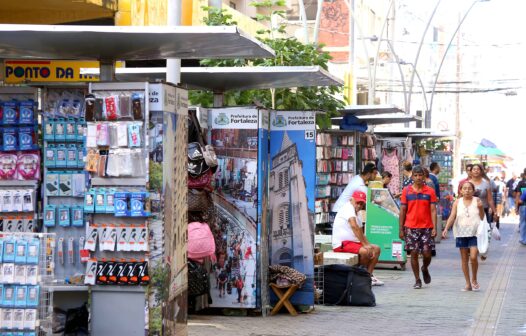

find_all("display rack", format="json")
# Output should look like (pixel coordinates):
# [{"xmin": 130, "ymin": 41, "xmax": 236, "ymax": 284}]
[
  {"xmin": 0, "ymin": 232, "xmax": 55, "ymax": 335},
  {"xmin": 315, "ymin": 130, "xmax": 356, "ymax": 234}
]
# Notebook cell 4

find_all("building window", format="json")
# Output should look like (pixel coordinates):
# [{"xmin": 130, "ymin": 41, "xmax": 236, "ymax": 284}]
[
  {"xmin": 229, "ymin": 1, "xmax": 236, "ymax": 9},
  {"xmin": 278, "ymin": 169, "xmax": 289, "ymax": 190},
  {"xmin": 279, "ymin": 204, "xmax": 290, "ymax": 228}
]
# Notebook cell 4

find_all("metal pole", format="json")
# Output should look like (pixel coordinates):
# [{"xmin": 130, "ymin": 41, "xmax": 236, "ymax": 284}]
[
  {"xmin": 99, "ymin": 61, "xmax": 114, "ymax": 81},
  {"xmin": 312, "ymin": 0, "xmax": 324, "ymax": 44},
  {"xmin": 407, "ymin": 0, "xmax": 441, "ymax": 114},
  {"xmin": 371, "ymin": 0, "xmax": 395, "ymax": 103},
  {"xmin": 384, "ymin": 40, "xmax": 408, "ymax": 113},
  {"xmin": 428, "ymin": 0, "xmax": 481, "ymax": 123},
  {"xmin": 167, "ymin": 0, "xmax": 181, "ymax": 84}
]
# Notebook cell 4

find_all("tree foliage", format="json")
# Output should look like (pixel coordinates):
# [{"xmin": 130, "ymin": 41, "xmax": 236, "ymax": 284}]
[{"xmin": 189, "ymin": 4, "xmax": 344, "ymax": 129}]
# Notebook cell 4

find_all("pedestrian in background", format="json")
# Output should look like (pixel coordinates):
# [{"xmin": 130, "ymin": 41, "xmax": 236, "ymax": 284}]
[
  {"xmin": 401, "ymin": 161, "xmax": 413, "ymax": 188},
  {"xmin": 469, "ymin": 164, "xmax": 496, "ymax": 223},
  {"xmin": 429, "ymin": 162, "xmax": 441, "ymax": 200},
  {"xmin": 505, "ymin": 173, "xmax": 517, "ymax": 218},
  {"xmin": 515, "ymin": 169, "xmax": 526, "ymax": 244},
  {"xmin": 399, "ymin": 166, "xmax": 437, "ymax": 289},
  {"xmin": 457, "ymin": 164, "xmax": 474, "ymax": 196},
  {"xmin": 442, "ymin": 182, "xmax": 484, "ymax": 291}
]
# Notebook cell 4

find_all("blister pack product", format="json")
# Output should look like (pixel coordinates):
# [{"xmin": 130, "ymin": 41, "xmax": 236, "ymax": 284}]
[
  {"xmin": 97, "ymin": 154, "xmax": 107, "ymax": 177},
  {"xmin": 44, "ymin": 118, "xmax": 55, "ymax": 141},
  {"xmin": 84, "ymin": 189, "xmax": 96, "ymax": 213},
  {"xmin": 67, "ymin": 145, "xmax": 78, "ymax": 168},
  {"xmin": 131, "ymin": 149, "xmax": 146, "ymax": 177},
  {"xmin": 0, "ymin": 154, "xmax": 18, "ymax": 180},
  {"xmin": 66, "ymin": 117, "xmax": 76, "ymax": 141},
  {"xmin": 46, "ymin": 173, "xmax": 59, "ymax": 196},
  {"xmin": 14, "ymin": 240, "xmax": 27, "ymax": 264},
  {"xmin": 43, "ymin": 205, "xmax": 56, "ymax": 227},
  {"xmin": 95, "ymin": 189, "xmax": 106, "ymax": 213},
  {"xmin": 104, "ymin": 95, "xmax": 119, "ymax": 120},
  {"xmin": 139, "ymin": 261, "xmax": 150, "ymax": 285},
  {"xmin": 14, "ymin": 265, "xmax": 26, "ymax": 285},
  {"xmin": 84, "ymin": 94, "xmax": 96, "ymax": 121},
  {"xmin": 12, "ymin": 191, "xmax": 23, "ymax": 212},
  {"xmin": 130, "ymin": 192, "xmax": 144, "ymax": 217},
  {"xmin": 58, "ymin": 173, "xmax": 72, "ymax": 196},
  {"xmin": 3, "ymin": 128, "xmax": 17, "ymax": 151},
  {"xmin": 116, "ymin": 226, "xmax": 130, "ymax": 252},
  {"xmin": 105, "ymin": 150, "xmax": 118, "ymax": 177},
  {"xmin": 44, "ymin": 144, "xmax": 56, "ymax": 168},
  {"xmin": 55, "ymin": 144, "xmax": 67, "ymax": 168},
  {"xmin": 3, "ymin": 239, "xmax": 15, "ymax": 262},
  {"xmin": 96, "ymin": 123, "xmax": 110, "ymax": 147},
  {"xmin": 26, "ymin": 265, "xmax": 37, "ymax": 286},
  {"xmin": 85, "ymin": 149, "xmax": 100, "ymax": 173},
  {"xmin": 26, "ymin": 286, "xmax": 38, "ymax": 307},
  {"xmin": 137, "ymin": 226, "xmax": 148, "ymax": 252},
  {"xmin": 96, "ymin": 261, "xmax": 109, "ymax": 285},
  {"xmin": 104, "ymin": 226, "xmax": 117, "ymax": 252},
  {"xmin": 109, "ymin": 124, "xmax": 119, "ymax": 148},
  {"xmin": 24, "ymin": 218, "xmax": 36, "ymax": 232},
  {"xmin": 77, "ymin": 117, "xmax": 86, "ymax": 142},
  {"xmin": 84, "ymin": 259, "xmax": 97, "ymax": 285},
  {"xmin": 71, "ymin": 206, "xmax": 84, "ymax": 227},
  {"xmin": 132, "ymin": 93, "xmax": 144, "ymax": 120},
  {"xmin": 118, "ymin": 262, "xmax": 135, "ymax": 285},
  {"xmin": 16, "ymin": 152, "xmax": 40, "ymax": 181},
  {"xmin": 72, "ymin": 173, "xmax": 86, "ymax": 197},
  {"xmin": 2, "ymin": 308, "xmax": 13, "ymax": 329},
  {"xmin": 15, "ymin": 286, "xmax": 27, "ymax": 307},
  {"xmin": 105, "ymin": 189, "xmax": 116, "ymax": 213},
  {"xmin": 24, "ymin": 309, "xmax": 37, "ymax": 330},
  {"xmin": 26, "ymin": 240, "xmax": 39, "ymax": 265},
  {"xmin": 128, "ymin": 123, "xmax": 141, "ymax": 147},
  {"xmin": 114, "ymin": 192, "xmax": 128, "ymax": 216},
  {"xmin": 119, "ymin": 94, "xmax": 132, "ymax": 120},
  {"xmin": 13, "ymin": 308, "xmax": 25, "ymax": 329},
  {"xmin": 58, "ymin": 205, "xmax": 70, "ymax": 227},
  {"xmin": 86, "ymin": 123, "xmax": 97, "ymax": 148},
  {"xmin": 54, "ymin": 118, "xmax": 66, "ymax": 141},
  {"xmin": 98, "ymin": 227, "xmax": 108, "ymax": 251},
  {"xmin": 2, "ymin": 191, "xmax": 13, "ymax": 212},
  {"xmin": 119, "ymin": 150, "xmax": 133, "ymax": 176},
  {"xmin": 117, "ymin": 123, "xmax": 128, "ymax": 147},
  {"xmin": 3, "ymin": 264, "xmax": 15, "ymax": 284},
  {"xmin": 85, "ymin": 226, "xmax": 98, "ymax": 251}
]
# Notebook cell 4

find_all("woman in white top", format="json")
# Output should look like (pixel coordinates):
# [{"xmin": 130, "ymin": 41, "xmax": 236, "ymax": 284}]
[{"xmin": 442, "ymin": 182, "xmax": 485, "ymax": 291}]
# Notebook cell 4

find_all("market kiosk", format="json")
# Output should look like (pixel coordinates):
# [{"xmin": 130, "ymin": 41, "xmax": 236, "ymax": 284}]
[{"xmin": 0, "ymin": 23, "xmax": 274, "ymax": 335}]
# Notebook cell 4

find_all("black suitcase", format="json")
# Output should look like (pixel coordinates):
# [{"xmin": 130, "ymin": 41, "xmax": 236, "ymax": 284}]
[{"xmin": 322, "ymin": 264, "xmax": 376, "ymax": 307}]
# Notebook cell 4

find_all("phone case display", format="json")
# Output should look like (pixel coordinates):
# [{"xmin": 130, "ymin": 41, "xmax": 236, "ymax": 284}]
[
  {"xmin": 315, "ymin": 131, "xmax": 356, "ymax": 233},
  {"xmin": 84, "ymin": 83, "xmax": 150, "ymax": 287},
  {"xmin": 42, "ymin": 88, "xmax": 89, "ymax": 285},
  {"xmin": 0, "ymin": 234, "xmax": 52, "ymax": 334}
]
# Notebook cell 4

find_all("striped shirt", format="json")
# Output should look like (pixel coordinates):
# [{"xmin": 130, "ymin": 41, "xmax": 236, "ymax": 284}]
[{"xmin": 401, "ymin": 184, "xmax": 437, "ymax": 229}]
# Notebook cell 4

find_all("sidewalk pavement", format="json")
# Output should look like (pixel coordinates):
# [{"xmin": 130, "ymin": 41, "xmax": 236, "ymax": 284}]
[{"xmin": 189, "ymin": 221, "xmax": 526, "ymax": 336}]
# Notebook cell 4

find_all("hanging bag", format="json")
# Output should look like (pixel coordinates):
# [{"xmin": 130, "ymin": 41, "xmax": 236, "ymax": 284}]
[
  {"xmin": 477, "ymin": 217, "xmax": 490, "ymax": 255},
  {"xmin": 188, "ymin": 188, "xmax": 213, "ymax": 212},
  {"xmin": 187, "ymin": 260, "xmax": 209, "ymax": 297},
  {"xmin": 189, "ymin": 112, "xmax": 218, "ymax": 168}
]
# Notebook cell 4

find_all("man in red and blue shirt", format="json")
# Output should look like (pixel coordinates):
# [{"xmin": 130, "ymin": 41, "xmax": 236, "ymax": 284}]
[{"xmin": 399, "ymin": 165, "xmax": 438, "ymax": 289}]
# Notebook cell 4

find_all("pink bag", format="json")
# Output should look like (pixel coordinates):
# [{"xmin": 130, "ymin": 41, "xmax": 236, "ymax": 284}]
[{"xmin": 188, "ymin": 222, "xmax": 216, "ymax": 261}]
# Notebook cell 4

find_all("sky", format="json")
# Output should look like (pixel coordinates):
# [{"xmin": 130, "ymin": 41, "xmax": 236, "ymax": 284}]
[{"xmin": 393, "ymin": 0, "xmax": 526, "ymax": 172}]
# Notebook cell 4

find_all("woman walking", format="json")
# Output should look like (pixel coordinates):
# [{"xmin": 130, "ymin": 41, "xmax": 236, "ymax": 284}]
[
  {"xmin": 468, "ymin": 164, "xmax": 496, "ymax": 223},
  {"xmin": 442, "ymin": 182, "xmax": 485, "ymax": 291}
]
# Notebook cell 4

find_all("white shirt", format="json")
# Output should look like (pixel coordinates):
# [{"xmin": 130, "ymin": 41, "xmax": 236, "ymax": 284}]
[
  {"xmin": 332, "ymin": 202, "xmax": 362, "ymax": 248},
  {"xmin": 332, "ymin": 174, "xmax": 368, "ymax": 212}
]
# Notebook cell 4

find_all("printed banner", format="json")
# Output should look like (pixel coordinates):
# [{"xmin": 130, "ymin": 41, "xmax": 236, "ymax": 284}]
[{"xmin": 269, "ymin": 111, "xmax": 316, "ymax": 306}]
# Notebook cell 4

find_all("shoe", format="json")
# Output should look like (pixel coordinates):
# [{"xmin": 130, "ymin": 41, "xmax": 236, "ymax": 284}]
[
  {"xmin": 421, "ymin": 267, "xmax": 431, "ymax": 284},
  {"xmin": 413, "ymin": 279, "xmax": 422, "ymax": 289},
  {"xmin": 371, "ymin": 275, "xmax": 384, "ymax": 286},
  {"xmin": 471, "ymin": 281, "xmax": 481, "ymax": 291}
]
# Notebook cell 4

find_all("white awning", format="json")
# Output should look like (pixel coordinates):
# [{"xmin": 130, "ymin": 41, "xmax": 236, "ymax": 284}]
[
  {"xmin": 338, "ymin": 104, "xmax": 404, "ymax": 116},
  {"xmin": 332, "ymin": 113, "xmax": 421, "ymax": 126}
]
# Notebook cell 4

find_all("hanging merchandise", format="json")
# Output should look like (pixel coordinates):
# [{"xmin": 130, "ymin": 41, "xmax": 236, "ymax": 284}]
[{"xmin": 381, "ymin": 147, "xmax": 401, "ymax": 195}]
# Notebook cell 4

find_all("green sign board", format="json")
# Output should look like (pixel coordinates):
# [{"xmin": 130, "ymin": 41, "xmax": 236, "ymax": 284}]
[{"xmin": 365, "ymin": 188, "xmax": 407, "ymax": 266}]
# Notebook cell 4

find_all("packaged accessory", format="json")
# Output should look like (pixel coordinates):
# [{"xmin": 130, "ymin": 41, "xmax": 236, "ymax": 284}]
[
  {"xmin": 137, "ymin": 226, "xmax": 148, "ymax": 252},
  {"xmin": 85, "ymin": 149, "xmax": 100, "ymax": 172},
  {"xmin": 44, "ymin": 118, "xmax": 55, "ymax": 141},
  {"xmin": 105, "ymin": 189, "xmax": 116, "ymax": 213},
  {"xmin": 16, "ymin": 152, "xmax": 40, "ymax": 181},
  {"xmin": 105, "ymin": 95, "xmax": 119, "ymax": 120},
  {"xmin": 66, "ymin": 144, "xmax": 78, "ymax": 167},
  {"xmin": 119, "ymin": 94, "xmax": 132, "ymax": 120},
  {"xmin": 44, "ymin": 205, "xmax": 56, "ymax": 227},
  {"xmin": 119, "ymin": 149, "xmax": 133, "ymax": 176},
  {"xmin": 13, "ymin": 308, "xmax": 25, "ymax": 329},
  {"xmin": 86, "ymin": 123, "xmax": 97, "ymax": 148},
  {"xmin": 114, "ymin": 192, "xmax": 128, "ymax": 216},
  {"xmin": 132, "ymin": 93, "xmax": 144, "ymax": 120},
  {"xmin": 128, "ymin": 123, "xmax": 142, "ymax": 147},
  {"xmin": 3, "ymin": 101, "xmax": 18, "ymax": 124},
  {"xmin": 46, "ymin": 173, "xmax": 59, "ymax": 196},
  {"xmin": 109, "ymin": 124, "xmax": 119, "ymax": 148},
  {"xmin": 26, "ymin": 286, "xmax": 39, "ymax": 307},
  {"xmin": 44, "ymin": 144, "xmax": 56, "ymax": 168},
  {"xmin": 15, "ymin": 286, "xmax": 27, "ymax": 307},
  {"xmin": 117, "ymin": 226, "xmax": 129, "ymax": 252},
  {"xmin": 57, "ymin": 238, "xmax": 64, "ymax": 265},
  {"xmin": 79, "ymin": 237, "xmax": 89, "ymax": 263},
  {"xmin": 12, "ymin": 190, "xmax": 23, "ymax": 212},
  {"xmin": 117, "ymin": 123, "xmax": 128, "ymax": 147},
  {"xmin": 139, "ymin": 261, "xmax": 150, "ymax": 285},
  {"xmin": 58, "ymin": 205, "xmax": 70, "ymax": 227},
  {"xmin": 58, "ymin": 173, "xmax": 72, "ymax": 196},
  {"xmin": 72, "ymin": 173, "xmax": 86, "ymax": 197},
  {"xmin": 4, "ymin": 238, "xmax": 16, "ymax": 262},
  {"xmin": 19, "ymin": 100, "xmax": 36, "ymax": 124},
  {"xmin": 26, "ymin": 239, "xmax": 39, "ymax": 265},
  {"xmin": 97, "ymin": 154, "xmax": 107, "ymax": 177},
  {"xmin": 0, "ymin": 153, "xmax": 18, "ymax": 180},
  {"xmin": 24, "ymin": 309, "xmax": 37, "ymax": 330},
  {"xmin": 18, "ymin": 127, "xmax": 36, "ymax": 150},
  {"xmin": 3, "ymin": 263, "xmax": 15, "ymax": 283},
  {"xmin": 14, "ymin": 265, "xmax": 26, "ymax": 284},
  {"xmin": 95, "ymin": 189, "xmax": 106, "ymax": 213},
  {"xmin": 2, "ymin": 191, "xmax": 13, "ymax": 212},
  {"xmin": 84, "ymin": 94, "xmax": 96, "ymax": 121},
  {"xmin": 131, "ymin": 149, "xmax": 146, "ymax": 177},
  {"xmin": 15, "ymin": 239, "xmax": 27, "ymax": 263},
  {"xmin": 84, "ymin": 259, "xmax": 97, "ymax": 285},
  {"xmin": 2, "ymin": 308, "xmax": 13, "ymax": 329},
  {"xmin": 85, "ymin": 226, "xmax": 98, "ymax": 251},
  {"xmin": 129, "ymin": 192, "xmax": 144, "ymax": 217},
  {"xmin": 71, "ymin": 206, "xmax": 84, "ymax": 227},
  {"xmin": 3, "ymin": 128, "xmax": 18, "ymax": 151},
  {"xmin": 96, "ymin": 123, "xmax": 110, "ymax": 147},
  {"xmin": 94, "ymin": 98, "xmax": 104, "ymax": 120},
  {"xmin": 84, "ymin": 189, "xmax": 96, "ymax": 213},
  {"xmin": 26, "ymin": 265, "xmax": 38, "ymax": 285},
  {"xmin": 25, "ymin": 218, "xmax": 36, "ymax": 232},
  {"xmin": 68, "ymin": 237, "xmax": 75, "ymax": 265},
  {"xmin": 77, "ymin": 117, "xmax": 86, "ymax": 142},
  {"xmin": 54, "ymin": 118, "xmax": 66, "ymax": 141},
  {"xmin": 66, "ymin": 117, "xmax": 76, "ymax": 141},
  {"xmin": 118, "ymin": 262, "xmax": 135, "ymax": 285},
  {"xmin": 55, "ymin": 144, "xmax": 67, "ymax": 168},
  {"xmin": 98, "ymin": 226, "xmax": 108, "ymax": 251}
]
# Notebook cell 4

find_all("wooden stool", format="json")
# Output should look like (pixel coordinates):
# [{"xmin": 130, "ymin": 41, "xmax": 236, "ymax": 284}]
[{"xmin": 269, "ymin": 283, "xmax": 299, "ymax": 316}]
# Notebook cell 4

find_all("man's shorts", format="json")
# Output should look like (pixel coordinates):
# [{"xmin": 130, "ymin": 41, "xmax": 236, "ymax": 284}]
[
  {"xmin": 404, "ymin": 228, "xmax": 435, "ymax": 253},
  {"xmin": 333, "ymin": 241, "xmax": 362, "ymax": 254}
]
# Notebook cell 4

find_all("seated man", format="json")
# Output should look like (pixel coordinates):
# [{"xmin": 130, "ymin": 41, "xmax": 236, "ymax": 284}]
[{"xmin": 332, "ymin": 190, "xmax": 384, "ymax": 286}]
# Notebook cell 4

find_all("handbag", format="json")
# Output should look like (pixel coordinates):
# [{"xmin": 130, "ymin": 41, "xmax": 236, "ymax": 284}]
[
  {"xmin": 188, "ymin": 188, "xmax": 213, "ymax": 212},
  {"xmin": 188, "ymin": 142, "xmax": 210, "ymax": 177},
  {"xmin": 189, "ymin": 111, "xmax": 217, "ymax": 168},
  {"xmin": 187, "ymin": 260, "xmax": 209, "ymax": 297},
  {"xmin": 322, "ymin": 264, "xmax": 376, "ymax": 307},
  {"xmin": 188, "ymin": 170, "xmax": 213, "ymax": 191}
]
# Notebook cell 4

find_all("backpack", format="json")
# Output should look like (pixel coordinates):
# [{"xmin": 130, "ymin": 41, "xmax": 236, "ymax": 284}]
[
  {"xmin": 187, "ymin": 222, "xmax": 216, "ymax": 260},
  {"xmin": 322, "ymin": 264, "xmax": 376, "ymax": 307}
]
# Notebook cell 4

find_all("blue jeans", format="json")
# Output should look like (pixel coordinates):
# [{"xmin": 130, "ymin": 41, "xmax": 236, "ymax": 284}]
[
  {"xmin": 508, "ymin": 197, "xmax": 515, "ymax": 209},
  {"xmin": 520, "ymin": 206, "xmax": 526, "ymax": 244}
]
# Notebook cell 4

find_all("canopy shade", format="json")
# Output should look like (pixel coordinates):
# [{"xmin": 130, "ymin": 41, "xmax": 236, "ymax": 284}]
[
  {"xmin": 331, "ymin": 113, "xmax": 421, "ymax": 126},
  {"xmin": 0, "ymin": 24, "xmax": 275, "ymax": 60},
  {"xmin": 338, "ymin": 104, "xmax": 404, "ymax": 116}
]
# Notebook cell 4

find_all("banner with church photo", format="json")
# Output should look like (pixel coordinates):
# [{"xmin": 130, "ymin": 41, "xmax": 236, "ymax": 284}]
[
  {"xmin": 269, "ymin": 111, "xmax": 316, "ymax": 306},
  {"xmin": 208, "ymin": 107, "xmax": 261, "ymax": 308}
]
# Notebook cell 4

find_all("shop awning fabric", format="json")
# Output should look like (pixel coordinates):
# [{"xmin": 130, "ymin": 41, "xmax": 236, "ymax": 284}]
[{"xmin": 0, "ymin": 24, "xmax": 275, "ymax": 60}]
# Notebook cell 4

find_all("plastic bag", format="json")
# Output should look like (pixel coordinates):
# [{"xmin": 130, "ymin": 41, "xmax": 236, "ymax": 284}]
[
  {"xmin": 477, "ymin": 218, "xmax": 490, "ymax": 255},
  {"xmin": 491, "ymin": 226, "xmax": 501, "ymax": 241}
]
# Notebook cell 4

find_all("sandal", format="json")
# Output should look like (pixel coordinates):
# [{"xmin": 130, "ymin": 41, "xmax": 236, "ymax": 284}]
[
  {"xmin": 413, "ymin": 279, "xmax": 422, "ymax": 289},
  {"xmin": 471, "ymin": 281, "xmax": 480, "ymax": 291},
  {"xmin": 421, "ymin": 267, "xmax": 431, "ymax": 284},
  {"xmin": 461, "ymin": 285, "xmax": 472, "ymax": 292}
]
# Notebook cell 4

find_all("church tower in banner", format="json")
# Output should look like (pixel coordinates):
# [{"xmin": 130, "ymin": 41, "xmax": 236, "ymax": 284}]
[{"xmin": 269, "ymin": 132, "xmax": 313, "ymax": 274}]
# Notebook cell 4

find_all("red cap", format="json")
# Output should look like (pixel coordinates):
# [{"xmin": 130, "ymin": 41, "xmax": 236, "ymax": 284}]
[{"xmin": 352, "ymin": 190, "xmax": 367, "ymax": 204}]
